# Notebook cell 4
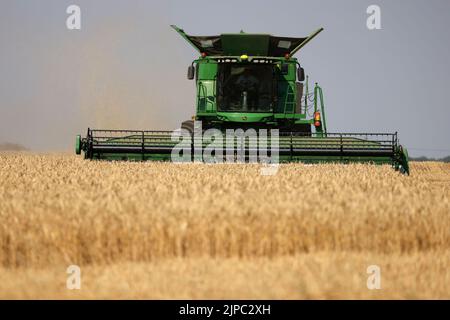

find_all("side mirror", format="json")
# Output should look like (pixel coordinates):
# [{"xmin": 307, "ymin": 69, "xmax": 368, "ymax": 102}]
[
  {"xmin": 297, "ymin": 67, "xmax": 305, "ymax": 82},
  {"xmin": 187, "ymin": 65, "xmax": 195, "ymax": 80}
]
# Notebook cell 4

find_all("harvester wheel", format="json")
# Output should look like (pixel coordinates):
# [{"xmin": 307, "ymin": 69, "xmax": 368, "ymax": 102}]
[
  {"xmin": 181, "ymin": 120, "xmax": 194, "ymax": 135},
  {"xmin": 295, "ymin": 123, "xmax": 311, "ymax": 135},
  {"xmin": 281, "ymin": 123, "xmax": 311, "ymax": 135}
]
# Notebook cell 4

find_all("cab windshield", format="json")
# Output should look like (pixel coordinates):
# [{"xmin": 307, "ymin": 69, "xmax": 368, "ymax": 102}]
[{"xmin": 217, "ymin": 64, "xmax": 275, "ymax": 112}]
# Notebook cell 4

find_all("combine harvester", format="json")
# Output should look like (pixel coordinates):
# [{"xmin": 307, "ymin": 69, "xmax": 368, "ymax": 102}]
[{"xmin": 75, "ymin": 26, "xmax": 409, "ymax": 174}]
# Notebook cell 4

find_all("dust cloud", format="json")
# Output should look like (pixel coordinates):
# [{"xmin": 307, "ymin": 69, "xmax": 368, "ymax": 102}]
[
  {"xmin": 0, "ymin": 3, "xmax": 195, "ymax": 151},
  {"xmin": 77, "ymin": 14, "xmax": 194, "ymax": 132}
]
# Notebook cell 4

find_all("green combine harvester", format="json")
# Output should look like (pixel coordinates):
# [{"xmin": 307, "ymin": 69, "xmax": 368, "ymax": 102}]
[{"xmin": 75, "ymin": 25, "xmax": 409, "ymax": 174}]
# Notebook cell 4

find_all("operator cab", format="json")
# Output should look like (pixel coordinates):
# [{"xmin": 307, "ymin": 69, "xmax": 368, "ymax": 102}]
[{"xmin": 217, "ymin": 64, "xmax": 275, "ymax": 113}]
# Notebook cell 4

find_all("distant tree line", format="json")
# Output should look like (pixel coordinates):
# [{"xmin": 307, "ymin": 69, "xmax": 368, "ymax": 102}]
[{"xmin": 410, "ymin": 155, "xmax": 450, "ymax": 162}]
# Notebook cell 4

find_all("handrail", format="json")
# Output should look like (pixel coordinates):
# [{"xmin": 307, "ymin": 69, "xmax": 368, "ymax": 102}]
[
  {"xmin": 304, "ymin": 75, "xmax": 309, "ymax": 114},
  {"xmin": 314, "ymin": 83, "xmax": 327, "ymax": 135},
  {"xmin": 197, "ymin": 81, "xmax": 215, "ymax": 112}
]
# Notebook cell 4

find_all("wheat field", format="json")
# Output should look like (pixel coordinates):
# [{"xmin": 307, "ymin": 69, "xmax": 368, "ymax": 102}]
[{"xmin": 0, "ymin": 152, "xmax": 449, "ymax": 299}]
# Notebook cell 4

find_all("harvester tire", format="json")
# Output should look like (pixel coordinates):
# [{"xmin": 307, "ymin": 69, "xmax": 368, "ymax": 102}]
[
  {"xmin": 281, "ymin": 123, "xmax": 311, "ymax": 135},
  {"xmin": 181, "ymin": 120, "xmax": 194, "ymax": 135}
]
